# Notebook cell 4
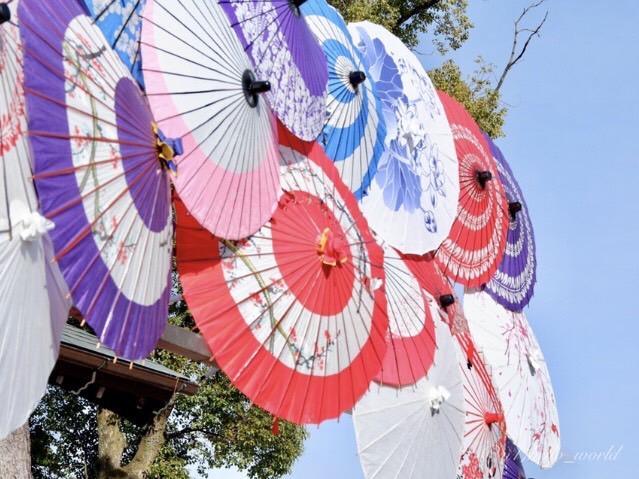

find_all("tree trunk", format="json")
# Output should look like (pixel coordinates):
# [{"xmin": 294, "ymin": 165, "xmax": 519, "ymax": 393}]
[
  {"xmin": 96, "ymin": 401, "xmax": 174, "ymax": 479},
  {"xmin": 0, "ymin": 423, "xmax": 31, "ymax": 478}
]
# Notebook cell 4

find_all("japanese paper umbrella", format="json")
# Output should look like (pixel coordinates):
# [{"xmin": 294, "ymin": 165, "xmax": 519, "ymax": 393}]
[
  {"xmin": 352, "ymin": 320, "xmax": 464, "ymax": 479},
  {"xmin": 141, "ymin": 0, "xmax": 280, "ymax": 239},
  {"xmin": 300, "ymin": 0, "xmax": 386, "ymax": 200},
  {"xmin": 219, "ymin": 0, "xmax": 328, "ymax": 141},
  {"xmin": 482, "ymin": 133, "xmax": 537, "ymax": 311},
  {"xmin": 176, "ymin": 124, "xmax": 388, "ymax": 424},
  {"xmin": 464, "ymin": 289, "xmax": 560, "ymax": 467},
  {"xmin": 20, "ymin": 0, "xmax": 173, "ymax": 359},
  {"xmin": 348, "ymin": 21, "xmax": 459, "ymax": 255},
  {"xmin": 435, "ymin": 90, "xmax": 509, "ymax": 287},
  {"xmin": 373, "ymin": 244, "xmax": 438, "ymax": 387},
  {"xmin": 504, "ymin": 438, "xmax": 527, "ymax": 479},
  {"xmin": 0, "ymin": 0, "xmax": 71, "ymax": 440},
  {"xmin": 81, "ymin": 0, "xmax": 147, "ymax": 88}
]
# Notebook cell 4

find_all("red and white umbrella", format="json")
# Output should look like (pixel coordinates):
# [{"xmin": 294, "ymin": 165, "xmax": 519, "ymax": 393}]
[
  {"xmin": 176, "ymin": 124, "xmax": 388, "ymax": 424},
  {"xmin": 464, "ymin": 289, "xmax": 560, "ymax": 467},
  {"xmin": 373, "ymin": 244, "xmax": 436, "ymax": 387},
  {"xmin": 353, "ymin": 320, "xmax": 464, "ymax": 478},
  {"xmin": 435, "ymin": 90, "xmax": 509, "ymax": 287},
  {"xmin": 0, "ymin": 1, "xmax": 71, "ymax": 439},
  {"xmin": 142, "ymin": 0, "xmax": 280, "ymax": 239}
]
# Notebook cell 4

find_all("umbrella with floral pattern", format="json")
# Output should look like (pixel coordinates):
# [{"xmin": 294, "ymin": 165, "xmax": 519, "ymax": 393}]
[
  {"xmin": 219, "ymin": 0, "xmax": 328, "ymax": 141},
  {"xmin": 464, "ymin": 289, "xmax": 560, "ymax": 468},
  {"xmin": 176, "ymin": 123, "xmax": 388, "ymax": 424},
  {"xmin": 0, "ymin": 0, "xmax": 71, "ymax": 440},
  {"xmin": 81, "ymin": 0, "xmax": 147, "ymax": 88},
  {"xmin": 21, "ymin": 0, "xmax": 174, "ymax": 359},
  {"xmin": 348, "ymin": 21, "xmax": 458, "ymax": 255},
  {"xmin": 435, "ymin": 90, "xmax": 509, "ymax": 288}
]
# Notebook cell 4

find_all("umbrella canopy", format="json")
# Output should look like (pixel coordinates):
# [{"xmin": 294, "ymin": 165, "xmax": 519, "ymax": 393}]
[
  {"xmin": 504, "ymin": 438, "xmax": 527, "ymax": 479},
  {"xmin": 482, "ymin": 133, "xmax": 537, "ymax": 311},
  {"xmin": 348, "ymin": 21, "xmax": 459, "ymax": 255},
  {"xmin": 0, "ymin": 0, "xmax": 71, "ymax": 439},
  {"xmin": 435, "ymin": 90, "xmax": 509, "ymax": 287},
  {"xmin": 372, "ymin": 243, "xmax": 436, "ymax": 387},
  {"xmin": 141, "ymin": 0, "xmax": 280, "ymax": 239},
  {"xmin": 219, "ymin": 0, "xmax": 328, "ymax": 141},
  {"xmin": 81, "ymin": 0, "xmax": 147, "ymax": 88},
  {"xmin": 464, "ymin": 289, "xmax": 560, "ymax": 468},
  {"xmin": 176, "ymin": 123, "xmax": 388, "ymax": 424},
  {"xmin": 455, "ymin": 337, "xmax": 506, "ymax": 479},
  {"xmin": 20, "ymin": 0, "xmax": 173, "ymax": 359},
  {"xmin": 300, "ymin": 0, "xmax": 385, "ymax": 200},
  {"xmin": 353, "ymin": 320, "xmax": 464, "ymax": 479}
]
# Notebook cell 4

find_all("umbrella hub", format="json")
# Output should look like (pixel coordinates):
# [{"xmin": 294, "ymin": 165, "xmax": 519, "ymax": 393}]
[
  {"xmin": 152, "ymin": 123, "xmax": 182, "ymax": 176},
  {"xmin": 19, "ymin": 212, "xmax": 54, "ymax": 242},
  {"xmin": 484, "ymin": 411, "xmax": 503, "ymax": 426},
  {"xmin": 0, "ymin": 4, "xmax": 10, "ymax": 25},
  {"xmin": 288, "ymin": 0, "xmax": 306, "ymax": 17},
  {"xmin": 242, "ymin": 70, "xmax": 271, "ymax": 108},
  {"xmin": 349, "ymin": 71, "xmax": 367, "ymax": 89},
  {"xmin": 476, "ymin": 170, "xmax": 493, "ymax": 189},
  {"xmin": 428, "ymin": 385, "xmax": 451, "ymax": 414},
  {"xmin": 508, "ymin": 201, "xmax": 522, "ymax": 221},
  {"xmin": 439, "ymin": 294, "xmax": 455, "ymax": 309},
  {"xmin": 317, "ymin": 227, "xmax": 348, "ymax": 267}
]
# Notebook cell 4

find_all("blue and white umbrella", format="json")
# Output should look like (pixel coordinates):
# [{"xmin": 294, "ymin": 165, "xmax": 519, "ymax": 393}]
[
  {"xmin": 301, "ymin": 0, "xmax": 385, "ymax": 200},
  {"xmin": 348, "ymin": 22, "xmax": 458, "ymax": 255},
  {"xmin": 82, "ymin": 0, "xmax": 147, "ymax": 88}
]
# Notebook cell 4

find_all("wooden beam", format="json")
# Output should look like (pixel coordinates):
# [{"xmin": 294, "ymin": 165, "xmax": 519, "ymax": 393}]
[{"xmin": 157, "ymin": 324, "xmax": 216, "ymax": 366}]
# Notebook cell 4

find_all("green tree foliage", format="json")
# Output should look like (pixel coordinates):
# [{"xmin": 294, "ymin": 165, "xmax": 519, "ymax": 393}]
[
  {"xmin": 329, "ymin": 0, "xmax": 472, "ymax": 51},
  {"xmin": 429, "ymin": 58, "xmax": 507, "ymax": 138},
  {"xmin": 30, "ymin": 301, "xmax": 308, "ymax": 479}
]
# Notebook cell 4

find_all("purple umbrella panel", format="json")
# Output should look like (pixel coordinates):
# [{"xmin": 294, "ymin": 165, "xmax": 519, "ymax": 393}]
[
  {"xmin": 504, "ymin": 437, "xmax": 527, "ymax": 479},
  {"xmin": 483, "ymin": 133, "xmax": 536, "ymax": 311},
  {"xmin": 19, "ymin": 0, "xmax": 175, "ymax": 359},
  {"xmin": 219, "ymin": 0, "xmax": 329, "ymax": 141}
]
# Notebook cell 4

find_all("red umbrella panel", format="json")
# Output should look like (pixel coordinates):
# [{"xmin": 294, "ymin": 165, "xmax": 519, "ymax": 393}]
[
  {"xmin": 372, "ymin": 242, "xmax": 436, "ymax": 387},
  {"xmin": 435, "ymin": 90, "xmax": 509, "ymax": 288},
  {"xmin": 176, "ymin": 126, "xmax": 388, "ymax": 424}
]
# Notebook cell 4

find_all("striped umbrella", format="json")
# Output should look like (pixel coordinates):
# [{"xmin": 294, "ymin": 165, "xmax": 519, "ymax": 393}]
[{"xmin": 301, "ymin": 0, "xmax": 385, "ymax": 200}]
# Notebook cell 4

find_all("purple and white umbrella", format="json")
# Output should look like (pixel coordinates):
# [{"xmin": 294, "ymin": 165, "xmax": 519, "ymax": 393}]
[
  {"xmin": 219, "ymin": 0, "xmax": 328, "ymax": 141},
  {"xmin": 483, "ymin": 133, "xmax": 536, "ymax": 311},
  {"xmin": 20, "ymin": 0, "xmax": 173, "ymax": 359},
  {"xmin": 504, "ymin": 438, "xmax": 527, "ymax": 479},
  {"xmin": 0, "ymin": 0, "xmax": 71, "ymax": 440}
]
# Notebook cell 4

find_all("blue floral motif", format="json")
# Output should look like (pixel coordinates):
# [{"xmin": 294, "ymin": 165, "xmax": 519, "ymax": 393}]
[
  {"xmin": 375, "ymin": 139, "xmax": 422, "ymax": 213},
  {"xmin": 415, "ymin": 134, "xmax": 447, "ymax": 209}
]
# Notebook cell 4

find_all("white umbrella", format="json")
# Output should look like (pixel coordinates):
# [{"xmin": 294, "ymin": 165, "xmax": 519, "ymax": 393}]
[
  {"xmin": 348, "ymin": 21, "xmax": 458, "ymax": 255},
  {"xmin": 464, "ymin": 289, "xmax": 560, "ymax": 468},
  {"xmin": 353, "ymin": 319, "xmax": 465, "ymax": 478},
  {"xmin": 0, "ymin": 0, "xmax": 71, "ymax": 440}
]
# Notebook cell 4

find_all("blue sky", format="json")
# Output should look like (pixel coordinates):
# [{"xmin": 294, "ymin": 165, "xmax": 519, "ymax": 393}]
[{"xmin": 214, "ymin": 1, "xmax": 639, "ymax": 478}]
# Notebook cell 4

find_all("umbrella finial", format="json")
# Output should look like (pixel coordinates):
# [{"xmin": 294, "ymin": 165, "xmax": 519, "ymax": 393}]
[
  {"xmin": 318, "ymin": 227, "xmax": 348, "ymax": 266},
  {"xmin": 508, "ymin": 201, "xmax": 522, "ymax": 221},
  {"xmin": 243, "ymin": 70, "xmax": 271, "ymax": 108},
  {"xmin": 439, "ymin": 294, "xmax": 455, "ymax": 309},
  {"xmin": 0, "ymin": 4, "xmax": 10, "ymax": 25},
  {"xmin": 476, "ymin": 170, "xmax": 493, "ymax": 189},
  {"xmin": 484, "ymin": 411, "xmax": 503, "ymax": 426},
  {"xmin": 349, "ymin": 71, "xmax": 367, "ymax": 88}
]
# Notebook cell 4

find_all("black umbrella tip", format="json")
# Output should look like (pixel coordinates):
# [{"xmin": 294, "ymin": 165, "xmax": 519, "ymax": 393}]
[
  {"xmin": 476, "ymin": 170, "xmax": 493, "ymax": 189},
  {"xmin": 248, "ymin": 80, "xmax": 271, "ymax": 95},
  {"xmin": 293, "ymin": 0, "xmax": 307, "ymax": 6},
  {"xmin": 439, "ymin": 294, "xmax": 455, "ymax": 309},
  {"xmin": 242, "ymin": 70, "xmax": 270, "ymax": 108},
  {"xmin": 349, "ymin": 70, "xmax": 367, "ymax": 87},
  {"xmin": 509, "ymin": 201, "xmax": 522, "ymax": 221},
  {"xmin": 0, "ymin": 4, "xmax": 10, "ymax": 25}
]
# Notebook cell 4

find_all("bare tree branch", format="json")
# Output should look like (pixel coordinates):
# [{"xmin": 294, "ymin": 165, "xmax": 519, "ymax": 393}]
[
  {"xmin": 396, "ymin": 0, "xmax": 441, "ymax": 28},
  {"xmin": 495, "ymin": 0, "xmax": 548, "ymax": 92}
]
